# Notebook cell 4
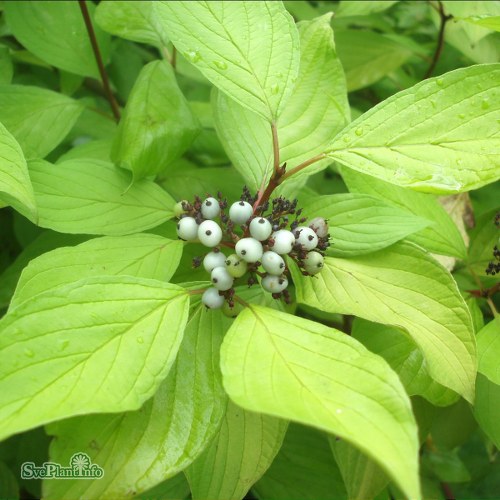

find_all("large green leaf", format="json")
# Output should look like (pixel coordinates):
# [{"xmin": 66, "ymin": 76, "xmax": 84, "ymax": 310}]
[
  {"xmin": 95, "ymin": 1, "xmax": 169, "ymax": 48},
  {"xmin": 291, "ymin": 241, "xmax": 476, "ymax": 402},
  {"xmin": 330, "ymin": 438, "xmax": 389, "ymax": 500},
  {"xmin": 253, "ymin": 424, "xmax": 346, "ymax": 500},
  {"xmin": 220, "ymin": 305, "xmax": 421, "ymax": 500},
  {"xmin": 341, "ymin": 168, "xmax": 467, "ymax": 258},
  {"xmin": 136, "ymin": 474, "xmax": 190, "ymax": 500},
  {"xmin": 0, "ymin": 276, "xmax": 189, "ymax": 441},
  {"xmin": 11, "ymin": 235, "xmax": 183, "ymax": 308},
  {"xmin": 334, "ymin": 30, "xmax": 412, "ymax": 91},
  {"xmin": 0, "ymin": 122, "xmax": 37, "ymax": 222},
  {"xmin": 111, "ymin": 60, "xmax": 199, "ymax": 180},
  {"xmin": 326, "ymin": 65, "xmax": 500, "ymax": 193},
  {"xmin": 476, "ymin": 318, "xmax": 500, "ymax": 385},
  {"xmin": 28, "ymin": 159, "xmax": 175, "ymax": 235},
  {"xmin": 44, "ymin": 306, "xmax": 227, "ymax": 499},
  {"xmin": 352, "ymin": 319, "xmax": 459, "ymax": 407},
  {"xmin": 185, "ymin": 401, "xmax": 288, "ymax": 500},
  {"xmin": 159, "ymin": 1, "xmax": 300, "ymax": 121},
  {"xmin": 0, "ymin": 85, "xmax": 84, "ymax": 159},
  {"xmin": 302, "ymin": 193, "xmax": 430, "ymax": 256},
  {"xmin": 335, "ymin": 1, "xmax": 399, "ymax": 17},
  {"xmin": 4, "ymin": 1, "xmax": 110, "ymax": 78},
  {"xmin": 0, "ymin": 47, "xmax": 13, "ymax": 85},
  {"xmin": 474, "ymin": 374, "xmax": 500, "ymax": 449},
  {"xmin": 213, "ymin": 14, "xmax": 349, "ymax": 191}
]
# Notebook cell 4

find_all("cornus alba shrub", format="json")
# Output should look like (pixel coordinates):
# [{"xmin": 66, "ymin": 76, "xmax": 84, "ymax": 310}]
[{"xmin": 0, "ymin": 1, "xmax": 498, "ymax": 500}]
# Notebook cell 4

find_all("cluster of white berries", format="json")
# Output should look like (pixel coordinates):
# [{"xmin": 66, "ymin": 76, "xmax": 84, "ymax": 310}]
[{"xmin": 175, "ymin": 191, "xmax": 329, "ymax": 311}]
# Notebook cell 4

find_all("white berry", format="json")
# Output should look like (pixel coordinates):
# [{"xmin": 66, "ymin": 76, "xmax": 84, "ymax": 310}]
[
  {"xmin": 202, "ymin": 287, "xmax": 225, "ymax": 309},
  {"xmin": 229, "ymin": 201, "xmax": 253, "ymax": 225},
  {"xmin": 225, "ymin": 254, "xmax": 248, "ymax": 278},
  {"xmin": 271, "ymin": 230, "xmax": 295, "ymax": 254},
  {"xmin": 177, "ymin": 216, "xmax": 198, "ymax": 241},
  {"xmin": 211, "ymin": 266, "xmax": 234, "ymax": 291},
  {"xmin": 198, "ymin": 220, "xmax": 222, "ymax": 247},
  {"xmin": 203, "ymin": 251, "xmax": 226, "ymax": 273},
  {"xmin": 249, "ymin": 217, "xmax": 272, "ymax": 241},
  {"xmin": 262, "ymin": 274, "xmax": 288, "ymax": 293},
  {"xmin": 295, "ymin": 226, "xmax": 319, "ymax": 250},
  {"xmin": 201, "ymin": 197, "xmax": 220, "ymax": 219},
  {"xmin": 303, "ymin": 251, "xmax": 324, "ymax": 275},
  {"xmin": 261, "ymin": 251, "xmax": 286, "ymax": 275},
  {"xmin": 235, "ymin": 237, "xmax": 263, "ymax": 263},
  {"xmin": 309, "ymin": 217, "xmax": 329, "ymax": 238}
]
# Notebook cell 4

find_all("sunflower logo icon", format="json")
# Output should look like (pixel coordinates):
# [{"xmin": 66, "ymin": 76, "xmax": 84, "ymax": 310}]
[{"xmin": 70, "ymin": 453, "xmax": 91, "ymax": 475}]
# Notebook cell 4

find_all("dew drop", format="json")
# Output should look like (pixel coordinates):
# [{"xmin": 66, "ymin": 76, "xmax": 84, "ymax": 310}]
[
  {"xmin": 355, "ymin": 127, "xmax": 363, "ymax": 136},
  {"xmin": 342, "ymin": 134, "xmax": 351, "ymax": 143},
  {"xmin": 271, "ymin": 83, "xmax": 280, "ymax": 95},
  {"xmin": 136, "ymin": 337, "xmax": 144, "ymax": 344},
  {"xmin": 24, "ymin": 348, "xmax": 35, "ymax": 358},
  {"xmin": 436, "ymin": 78, "xmax": 444, "ymax": 86},
  {"xmin": 185, "ymin": 50, "xmax": 201, "ymax": 63},
  {"xmin": 59, "ymin": 339, "xmax": 70, "ymax": 351},
  {"xmin": 481, "ymin": 100, "xmax": 490, "ymax": 110},
  {"xmin": 213, "ymin": 60, "xmax": 228, "ymax": 70},
  {"xmin": 458, "ymin": 113, "xmax": 466, "ymax": 119}
]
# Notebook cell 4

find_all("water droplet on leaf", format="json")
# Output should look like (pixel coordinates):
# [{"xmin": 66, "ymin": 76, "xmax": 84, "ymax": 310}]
[
  {"xmin": 24, "ymin": 348, "xmax": 34, "ymax": 358},
  {"xmin": 271, "ymin": 83, "xmax": 280, "ymax": 95},
  {"xmin": 213, "ymin": 60, "xmax": 227, "ymax": 70},
  {"xmin": 436, "ymin": 78, "xmax": 443, "ymax": 86},
  {"xmin": 355, "ymin": 128, "xmax": 363, "ymax": 136},
  {"xmin": 185, "ymin": 50, "xmax": 201, "ymax": 63},
  {"xmin": 136, "ymin": 337, "xmax": 144, "ymax": 344}
]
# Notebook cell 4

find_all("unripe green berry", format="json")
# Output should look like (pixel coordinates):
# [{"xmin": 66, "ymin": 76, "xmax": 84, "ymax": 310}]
[
  {"xmin": 174, "ymin": 200, "xmax": 188, "ymax": 217},
  {"xmin": 222, "ymin": 301, "xmax": 244, "ymax": 318},
  {"xmin": 225, "ymin": 254, "xmax": 248, "ymax": 278},
  {"xmin": 303, "ymin": 251, "xmax": 324, "ymax": 275}
]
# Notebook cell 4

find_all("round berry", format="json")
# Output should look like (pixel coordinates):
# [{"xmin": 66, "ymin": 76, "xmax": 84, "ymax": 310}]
[
  {"xmin": 303, "ymin": 251, "xmax": 324, "ymax": 275},
  {"xmin": 262, "ymin": 274, "xmax": 288, "ymax": 293},
  {"xmin": 309, "ymin": 217, "xmax": 329, "ymax": 238},
  {"xmin": 177, "ymin": 216, "xmax": 198, "ymax": 241},
  {"xmin": 225, "ymin": 254, "xmax": 248, "ymax": 278},
  {"xmin": 235, "ymin": 237, "xmax": 263, "ymax": 263},
  {"xmin": 270, "ymin": 230, "xmax": 295, "ymax": 254},
  {"xmin": 203, "ymin": 251, "xmax": 226, "ymax": 273},
  {"xmin": 211, "ymin": 266, "xmax": 234, "ymax": 291},
  {"xmin": 198, "ymin": 220, "xmax": 222, "ymax": 247},
  {"xmin": 295, "ymin": 226, "xmax": 319, "ymax": 250},
  {"xmin": 261, "ymin": 251, "xmax": 286, "ymax": 275},
  {"xmin": 222, "ymin": 301, "xmax": 244, "ymax": 318},
  {"xmin": 229, "ymin": 201, "xmax": 253, "ymax": 225},
  {"xmin": 174, "ymin": 200, "xmax": 188, "ymax": 217},
  {"xmin": 249, "ymin": 217, "xmax": 272, "ymax": 241},
  {"xmin": 201, "ymin": 197, "xmax": 220, "ymax": 219},
  {"xmin": 202, "ymin": 287, "xmax": 225, "ymax": 309}
]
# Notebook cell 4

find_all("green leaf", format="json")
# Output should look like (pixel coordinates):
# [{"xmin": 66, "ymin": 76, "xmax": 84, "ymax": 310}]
[
  {"xmin": 44, "ymin": 306, "xmax": 227, "ymax": 499},
  {"xmin": 159, "ymin": 1, "xmax": 300, "ymax": 121},
  {"xmin": 302, "ymin": 193, "xmax": 430, "ymax": 256},
  {"xmin": 220, "ymin": 305, "xmax": 421, "ymax": 500},
  {"xmin": 213, "ymin": 14, "xmax": 349, "ymax": 191},
  {"xmin": 28, "ymin": 158, "xmax": 175, "ymax": 235},
  {"xmin": 136, "ymin": 473, "xmax": 190, "ymax": 500},
  {"xmin": 0, "ymin": 276, "xmax": 190, "ymax": 441},
  {"xmin": 467, "ymin": 209, "xmax": 500, "ymax": 276},
  {"xmin": 253, "ymin": 424, "xmax": 346, "ymax": 500},
  {"xmin": 185, "ymin": 401, "xmax": 288, "ymax": 500},
  {"xmin": 56, "ymin": 139, "xmax": 112, "ymax": 164},
  {"xmin": 326, "ymin": 65, "xmax": 500, "ymax": 193},
  {"xmin": 474, "ymin": 374, "xmax": 500, "ymax": 449},
  {"xmin": 4, "ymin": 1, "xmax": 110, "ymax": 78},
  {"xmin": 334, "ymin": 30, "xmax": 412, "ymax": 91},
  {"xmin": 341, "ymin": 168, "xmax": 467, "ymax": 258},
  {"xmin": 291, "ymin": 241, "xmax": 476, "ymax": 402},
  {"xmin": 352, "ymin": 319, "xmax": 459, "ymax": 407},
  {"xmin": 0, "ymin": 461, "xmax": 18, "ymax": 500},
  {"xmin": 12, "ymin": 235, "xmax": 183, "ymax": 308},
  {"xmin": 111, "ymin": 60, "xmax": 199, "ymax": 180},
  {"xmin": 0, "ymin": 85, "xmax": 84, "ymax": 159},
  {"xmin": 476, "ymin": 317, "xmax": 500, "ymax": 385},
  {"xmin": 335, "ymin": 1, "xmax": 399, "ymax": 17},
  {"xmin": 95, "ymin": 1, "xmax": 169, "ymax": 47},
  {"xmin": 464, "ymin": 16, "xmax": 500, "ymax": 32},
  {"xmin": 330, "ymin": 438, "xmax": 389, "ymax": 500},
  {"xmin": 0, "ymin": 121, "xmax": 37, "ymax": 222},
  {"xmin": 0, "ymin": 47, "xmax": 13, "ymax": 85},
  {"xmin": 0, "ymin": 232, "xmax": 88, "ymax": 310}
]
